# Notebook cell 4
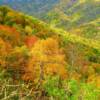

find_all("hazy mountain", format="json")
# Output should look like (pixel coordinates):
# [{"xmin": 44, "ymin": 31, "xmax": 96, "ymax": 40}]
[
  {"xmin": 0, "ymin": 0, "xmax": 59, "ymax": 17},
  {"xmin": 44, "ymin": 0, "xmax": 100, "ymax": 29},
  {"xmin": 0, "ymin": 0, "xmax": 100, "ymax": 29}
]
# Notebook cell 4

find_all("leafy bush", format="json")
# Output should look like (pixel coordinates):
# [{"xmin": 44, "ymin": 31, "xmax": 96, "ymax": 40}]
[{"xmin": 44, "ymin": 76, "xmax": 100, "ymax": 100}]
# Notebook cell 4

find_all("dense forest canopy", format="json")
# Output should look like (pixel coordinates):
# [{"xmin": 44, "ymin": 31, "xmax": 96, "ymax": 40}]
[{"xmin": 0, "ymin": 1, "xmax": 100, "ymax": 99}]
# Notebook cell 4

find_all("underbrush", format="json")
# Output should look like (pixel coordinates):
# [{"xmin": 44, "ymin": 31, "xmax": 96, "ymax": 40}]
[{"xmin": 0, "ymin": 68, "xmax": 99, "ymax": 100}]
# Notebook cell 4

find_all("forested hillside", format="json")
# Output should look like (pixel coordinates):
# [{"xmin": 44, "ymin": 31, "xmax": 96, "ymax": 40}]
[
  {"xmin": 0, "ymin": 0, "xmax": 100, "ymax": 28},
  {"xmin": 44, "ymin": 0, "xmax": 100, "ymax": 29},
  {"xmin": 0, "ymin": 6, "xmax": 100, "ymax": 100},
  {"xmin": 0, "ymin": 0, "xmax": 99, "ymax": 39}
]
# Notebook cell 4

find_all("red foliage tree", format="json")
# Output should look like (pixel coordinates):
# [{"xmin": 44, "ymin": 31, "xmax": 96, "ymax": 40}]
[{"xmin": 24, "ymin": 36, "xmax": 38, "ymax": 48}]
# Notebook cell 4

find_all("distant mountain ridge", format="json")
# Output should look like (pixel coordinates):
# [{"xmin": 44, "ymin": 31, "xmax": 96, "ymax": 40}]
[
  {"xmin": 0, "ymin": 0, "xmax": 100, "ymax": 29},
  {"xmin": 44, "ymin": 0, "xmax": 100, "ymax": 29},
  {"xmin": 0, "ymin": 0, "xmax": 59, "ymax": 16}
]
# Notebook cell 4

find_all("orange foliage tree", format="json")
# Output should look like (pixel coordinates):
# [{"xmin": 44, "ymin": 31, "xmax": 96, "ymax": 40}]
[
  {"xmin": 0, "ymin": 38, "xmax": 8, "ymax": 67},
  {"xmin": 0, "ymin": 25, "xmax": 21, "ymax": 46}
]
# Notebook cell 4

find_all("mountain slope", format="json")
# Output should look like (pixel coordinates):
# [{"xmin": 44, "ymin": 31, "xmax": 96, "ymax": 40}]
[
  {"xmin": 0, "ymin": 6, "xmax": 99, "ymax": 99},
  {"xmin": 0, "ymin": 0, "xmax": 100, "ymax": 29},
  {"xmin": 44, "ymin": 0, "xmax": 100, "ymax": 29},
  {"xmin": 26, "ymin": 13, "xmax": 100, "ymax": 50},
  {"xmin": 0, "ymin": 6, "xmax": 99, "ymax": 51},
  {"xmin": 0, "ymin": 0, "xmax": 59, "ymax": 17}
]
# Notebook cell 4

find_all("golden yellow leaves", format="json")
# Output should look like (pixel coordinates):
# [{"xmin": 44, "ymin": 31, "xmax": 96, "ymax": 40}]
[
  {"xmin": 87, "ymin": 74, "xmax": 100, "ymax": 88},
  {"xmin": 25, "ymin": 26, "xmax": 33, "ymax": 35},
  {"xmin": 26, "ymin": 38, "xmax": 68, "ymax": 82},
  {"xmin": 0, "ymin": 38, "xmax": 7, "ymax": 67}
]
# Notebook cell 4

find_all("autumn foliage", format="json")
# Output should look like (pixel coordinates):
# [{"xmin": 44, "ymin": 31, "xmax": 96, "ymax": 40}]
[
  {"xmin": 0, "ymin": 25, "xmax": 20, "ymax": 45},
  {"xmin": 23, "ymin": 38, "xmax": 67, "ymax": 82},
  {"xmin": 0, "ymin": 6, "xmax": 99, "ymax": 99},
  {"xmin": 24, "ymin": 36, "xmax": 38, "ymax": 48}
]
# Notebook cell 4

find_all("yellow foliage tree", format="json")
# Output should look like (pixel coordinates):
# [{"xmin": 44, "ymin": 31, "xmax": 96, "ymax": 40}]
[
  {"xmin": 25, "ymin": 26, "xmax": 33, "ymax": 35},
  {"xmin": 23, "ymin": 38, "xmax": 68, "ymax": 83},
  {"xmin": 0, "ymin": 38, "xmax": 7, "ymax": 67},
  {"xmin": 0, "ymin": 37, "xmax": 12, "ymax": 68}
]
